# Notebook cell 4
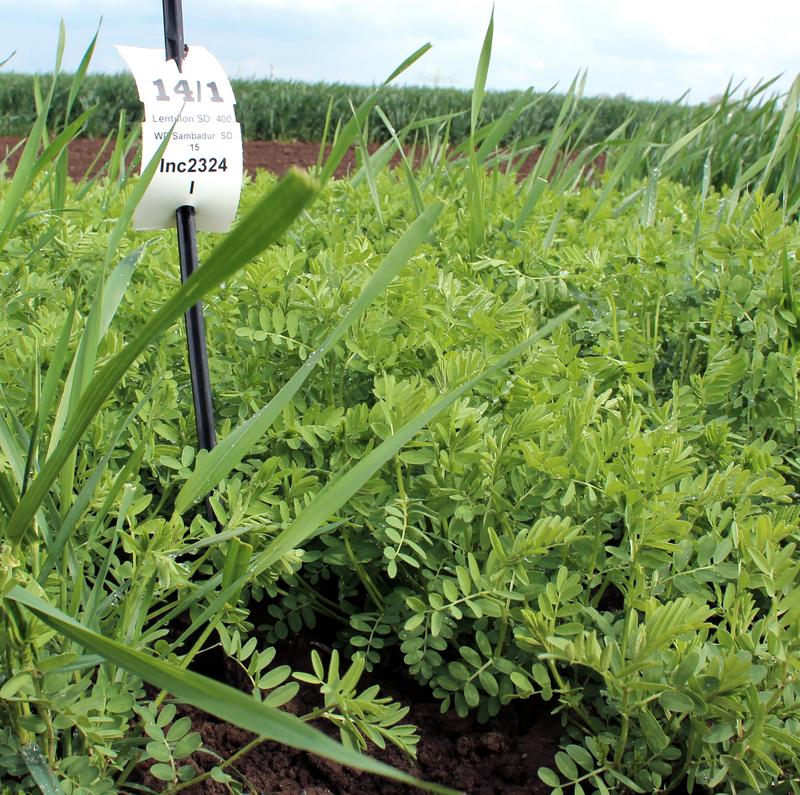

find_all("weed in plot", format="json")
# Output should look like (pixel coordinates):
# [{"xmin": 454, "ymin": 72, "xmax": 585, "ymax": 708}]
[{"xmin": 2, "ymin": 13, "xmax": 800, "ymax": 795}]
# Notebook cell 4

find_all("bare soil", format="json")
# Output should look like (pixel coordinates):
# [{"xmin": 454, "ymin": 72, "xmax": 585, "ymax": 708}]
[
  {"xmin": 0, "ymin": 136, "xmax": 565, "ymax": 181},
  {"xmin": 132, "ymin": 631, "xmax": 561, "ymax": 795},
  {"xmin": 0, "ymin": 136, "xmax": 346, "ymax": 180}
]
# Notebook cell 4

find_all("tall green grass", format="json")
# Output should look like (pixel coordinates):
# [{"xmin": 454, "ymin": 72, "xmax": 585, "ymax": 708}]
[{"xmin": 3, "ymin": 70, "xmax": 798, "ymax": 200}]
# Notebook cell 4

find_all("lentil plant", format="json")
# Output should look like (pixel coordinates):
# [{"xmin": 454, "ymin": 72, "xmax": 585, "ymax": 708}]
[{"xmin": 2, "ymin": 13, "xmax": 800, "ymax": 795}]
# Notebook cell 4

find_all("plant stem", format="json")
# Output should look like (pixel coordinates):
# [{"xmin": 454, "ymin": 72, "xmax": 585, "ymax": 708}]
[
  {"xmin": 614, "ymin": 689, "xmax": 630, "ymax": 768},
  {"xmin": 154, "ymin": 616, "xmax": 221, "ymax": 710},
  {"xmin": 343, "ymin": 528, "xmax": 384, "ymax": 609},
  {"xmin": 167, "ymin": 735, "xmax": 266, "ymax": 794}
]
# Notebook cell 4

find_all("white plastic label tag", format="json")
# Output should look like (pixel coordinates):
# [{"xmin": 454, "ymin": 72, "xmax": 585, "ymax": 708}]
[{"xmin": 116, "ymin": 45, "xmax": 243, "ymax": 232}]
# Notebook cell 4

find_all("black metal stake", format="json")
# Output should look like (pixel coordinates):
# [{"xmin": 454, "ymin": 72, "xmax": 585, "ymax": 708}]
[
  {"xmin": 175, "ymin": 208, "xmax": 217, "ymax": 454},
  {"xmin": 162, "ymin": 0, "xmax": 217, "ymax": 516}
]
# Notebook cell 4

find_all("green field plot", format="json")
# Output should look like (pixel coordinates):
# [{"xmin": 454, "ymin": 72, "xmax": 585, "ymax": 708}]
[{"xmin": 2, "ymin": 19, "xmax": 800, "ymax": 795}]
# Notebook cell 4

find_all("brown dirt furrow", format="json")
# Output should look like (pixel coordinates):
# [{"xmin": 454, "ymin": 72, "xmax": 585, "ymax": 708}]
[
  {"xmin": 133, "ymin": 633, "xmax": 560, "ymax": 795},
  {"xmin": 0, "ymin": 136, "xmax": 572, "ymax": 182}
]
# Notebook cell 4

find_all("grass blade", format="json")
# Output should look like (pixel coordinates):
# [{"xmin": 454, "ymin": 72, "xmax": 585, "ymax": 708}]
[
  {"xmin": 471, "ymin": 8, "xmax": 494, "ymax": 137},
  {"xmin": 248, "ymin": 307, "xmax": 577, "ymax": 576},
  {"xmin": 659, "ymin": 113, "xmax": 714, "ymax": 169},
  {"xmin": 28, "ymin": 109, "xmax": 95, "ymax": 185},
  {"xmin": 375, "ymin": 106, "xmax": 425, "ymax": 214},
  {"xmin": 320, "ymin": 43, "xmax": 431, "ymax": 185},
  {"xmin": 383, "ymin": 42, "xmax": 432, "ymax": 85},
  {"xmin": 37, "ymin": 394, "xmax": 148, "ymax": 584},
  {"xmin": 175, "ymin": 200, "xmax": 443, "ymax": 513},
  {"xmin": 7, "ymin": 586, "xmax": 461, "ymax": 795},
  {"xmin": 350, "ymin": 99, "xmax": 384, "ymax": 225},
  {"xmin": 475, "ymin": 87, "xmax": 534, "ymax": 165},
  {"xmin": 19, "ymin": 743, "xmax": 64, "ymax": 795},
  {"xmin": 514, "ymin": 74, "xmax": 582, "ymax": 230},
  {"xmin": 64, "ymin": 21, "xmax": 99, "ymax": 120},
  {"xmin": 46, "ymin": 248, "xmax": 143, "ymax": 460},
  {"xmin": 37, "ymin": 294, "xmax": 78, "ymax": 436},
  {"xmin": 316, "ymin": 95, "xmax": 335, "ymax": 170},
  {"xmin": 6, "ymin": 170, "xmax": 318, "ymax": 544},
  {"xmin": 0, "ymin": 100, "xmax": 53, "ymax": 252}
]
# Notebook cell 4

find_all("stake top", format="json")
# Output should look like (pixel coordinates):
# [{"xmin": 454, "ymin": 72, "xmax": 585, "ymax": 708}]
[{"xmin": 162, "ymin": 0, "xmax": 186, "ymax": 71}]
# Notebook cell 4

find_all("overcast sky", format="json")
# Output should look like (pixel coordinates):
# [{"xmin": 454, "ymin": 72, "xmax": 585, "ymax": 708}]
[{"xmin": 2, "ymin": 0, "xmax": 798, "ymax": 102}]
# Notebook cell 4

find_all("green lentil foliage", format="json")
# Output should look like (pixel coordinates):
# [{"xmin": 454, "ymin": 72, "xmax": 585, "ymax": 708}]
[
  {"xmin": 3, "ymin": 150, "xmax": 800, "ymax": 792},
  {"xmin": 3, "ymin": 22, "xmax": 800, "ymax": 794}
]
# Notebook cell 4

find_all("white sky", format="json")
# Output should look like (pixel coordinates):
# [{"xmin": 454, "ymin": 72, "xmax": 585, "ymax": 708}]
[{"xmin": 2, "ymin": 0, "xmax": 798, "ymax": 102}]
